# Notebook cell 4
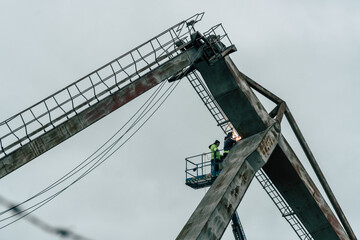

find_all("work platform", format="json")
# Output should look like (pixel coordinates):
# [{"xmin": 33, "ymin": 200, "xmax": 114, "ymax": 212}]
[
  {"xmin": 185, "ymin": 152, "xmax": 222, "ymax": 189},
  {"xmin": 184, "ymin": 150, "xmax": 248, "ymax": 240},
  {"xmin": 0, "ymin": 12, "xmax": 354, "ymax": 240}
]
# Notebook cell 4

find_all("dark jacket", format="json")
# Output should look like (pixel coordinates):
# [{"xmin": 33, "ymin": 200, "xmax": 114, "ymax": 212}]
[{"xmin": 224, "ymin": 137, "xmax": 236, "ymax": 152}]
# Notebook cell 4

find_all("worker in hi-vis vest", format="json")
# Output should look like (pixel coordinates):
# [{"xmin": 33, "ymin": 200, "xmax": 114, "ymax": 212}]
[{"xmin": 209, "ymin": 140, "xmax": 222, "ymax": 175}]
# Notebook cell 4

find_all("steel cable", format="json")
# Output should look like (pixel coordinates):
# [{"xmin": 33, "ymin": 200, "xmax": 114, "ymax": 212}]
[
  {"xmin": 0, "ymin": 80, "xmax": 181, "ymax": 230},
  {"xmin": 0, "ymin": 80, "xmax": 166, "ymax": 217}
]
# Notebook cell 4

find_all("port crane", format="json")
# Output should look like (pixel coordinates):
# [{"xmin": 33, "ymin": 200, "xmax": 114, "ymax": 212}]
[{"xmin": 0, "ymin": 13, "xmax": 356, "ymax": 240}]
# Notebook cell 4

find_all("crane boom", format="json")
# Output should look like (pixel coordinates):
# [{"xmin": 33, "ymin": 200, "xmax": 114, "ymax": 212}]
[
  {"xmin": 0, "ymin": 48, "xmax": 200, "ymax": 179},
  {"xmin": 0, "ymin": 13, "xmax": 204, "ymax": 178},
  {"xmin": 0, "ymin": 13, "xmax": 356, "ymax": 240}
]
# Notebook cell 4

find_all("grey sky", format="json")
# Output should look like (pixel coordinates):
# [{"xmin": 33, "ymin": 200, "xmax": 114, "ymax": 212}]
[{"xmin": 0, "ymin": 1, "xmax": 359, "ymax": 239}]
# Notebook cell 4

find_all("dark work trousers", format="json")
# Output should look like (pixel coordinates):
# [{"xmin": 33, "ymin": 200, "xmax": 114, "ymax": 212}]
[{"xmin": 212, "ymin": 158, "xmax": 222, "ymax": 175}]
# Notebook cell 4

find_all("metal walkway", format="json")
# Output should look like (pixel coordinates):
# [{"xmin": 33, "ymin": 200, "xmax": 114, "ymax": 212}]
[
  {"xmin": 187, "ymin": 71, "xmax": 313, "ymax": 240},
  {"xmin": 0, "ymin": 13, "xmax": 205, "ymax": 159}
]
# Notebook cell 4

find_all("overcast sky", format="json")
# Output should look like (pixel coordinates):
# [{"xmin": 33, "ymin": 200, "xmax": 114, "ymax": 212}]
[{"xmin": 0, "ymin": 1, "xmax": 359, "ymax": 239}]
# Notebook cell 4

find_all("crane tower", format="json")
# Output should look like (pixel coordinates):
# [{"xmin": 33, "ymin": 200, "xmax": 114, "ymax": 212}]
[{"xmin": 0, "ymin": 13, "xmax": 356, "ymax": 240}]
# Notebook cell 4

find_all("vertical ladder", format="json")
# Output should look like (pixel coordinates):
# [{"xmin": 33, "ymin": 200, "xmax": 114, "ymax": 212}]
[
  {"xmin": 186, "ymin": 71, "xmax": 233, "ymax": 135},
  {"xmin": 187, "ymin": 71, "xmax": 313, "ymax": 240},
  {"xmin": 255, "ymin": 169, "xmax": 313, "ymax": 240}
]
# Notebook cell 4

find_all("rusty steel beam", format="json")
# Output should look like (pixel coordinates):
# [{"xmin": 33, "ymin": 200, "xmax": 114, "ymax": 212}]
[
  {"xmin": 194, "ymin": 51, "xmax": 355, "ymax": 239},
  {"xmin": 264, "ymin": 135, "xmax": 350, "ymax": 240},
  {"xmin": 0, "ymin": 48, "xmax": 201, "ymax": 179},
  {"xmin": 240, "ymin": 72, "xmax": 283, "ymax": 105},
  {"xmin": 269, "ymin": 104, "xmax": 280, "ymax": 118},
  {"xmin": 223, "ymin": 64, "xmax": 355, "ymax": 238},
  {"xmin": 195, "ymin": 56, "xmax": 275, "ymax": 138},
  {"xmin": 275, "ymin": 102, "xmax": 287, "ymax": 123},
  {"xmin": 177, "ymin": 124, "xmax": 280, "ymax": 240},
  {"xmin": 268, "ymin": 102, "xmax": 287, "ymax": 123},
  {"xmin": 234, "ymin": 72, "xmax": 354, "ymax": 238},
  {"xmin": 284, "ymin": 107, "xmax": 356, "ymax": 240}
]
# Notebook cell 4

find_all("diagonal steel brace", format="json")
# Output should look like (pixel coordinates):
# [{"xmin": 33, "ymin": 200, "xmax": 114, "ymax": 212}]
[{"xmin": 177, "ymin": 123, "xmax": 280, "ymax": 240}]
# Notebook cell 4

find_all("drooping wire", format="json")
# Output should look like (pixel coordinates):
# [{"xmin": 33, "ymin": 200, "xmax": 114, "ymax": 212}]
[
  {"xmin": 0, "ymin": 79, "xmax": 181, "ymax": 230},
  {"xmin": 0, "ymin": 44, "xmax": 204, "ymax": 230},
  {"xmin": 0, "ymin": 81, "xmax": 167, "ymax": 225},
  {"xmin": 78, "ymin": 79, "xmax": 182, "ymax": 178},
  {"xmin": 0, "ymin": 80, "xmax": 167, "ymax": 218}
]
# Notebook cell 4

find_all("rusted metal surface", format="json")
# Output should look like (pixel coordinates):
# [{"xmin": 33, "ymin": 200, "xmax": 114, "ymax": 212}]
[
  {"xmin": 195, "ymin": 56, "xmax": 275, "ymax": 138},
  {"xmin": 284, "ymin": 107, "xmax": 356, "ymax": 240},
  {"xmin": 177, "ymin": 124, "xmax": 279, "ymax": 240},
  {"xmin": 263, "ymin": 135, "xmax": 350, "ymax": 240},
  {"xmin": 275, "ymin": 102, "xmax": 287, "ymax": 123},
  {"xmin": 186, "ymin": 71, "xmax": 235, "ymax": 135},
  {"xmin": 194, "ymin": 51, "xmax": 355, "ymax": 239},
  {"xmin": 0, "ymin": 13, "xmax": 205, "ymax": 161},
  {"xmin": 234, "ymin": 73, "xmax": 355, "ymax": 239},
  {"xmin": 0, "ymin": 49, "xmax": 201, "ymax": 179},
  {"xmin": 241, "ymin": 71, "xmax": 283, "ymax": 105}
]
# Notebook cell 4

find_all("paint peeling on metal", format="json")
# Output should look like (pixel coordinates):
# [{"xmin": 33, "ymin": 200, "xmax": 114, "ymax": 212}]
[
  {"xmin": 224, "ymin": 56, "xmax": 275, "ymax": 129},
  {"xmin": 177, "ymin": 125, "xmax": 280, "ymax": 240},
  {"xmin": 278, "ymin": 136, "xmax": 349, "ymax": 240},
  {"xmin": 0, "ymin": 48, "xmax": 200, "ymax": 179}
]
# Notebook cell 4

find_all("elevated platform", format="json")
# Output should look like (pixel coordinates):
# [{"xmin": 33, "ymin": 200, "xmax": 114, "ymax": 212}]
[{"xmin": 185, "ymin": 152, "xmax": 222, "ymax": 189}]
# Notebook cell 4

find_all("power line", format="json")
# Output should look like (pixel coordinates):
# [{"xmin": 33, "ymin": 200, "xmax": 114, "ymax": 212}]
[{"xmin": 0, "ymin": 195, "xmax": 92, "ymax": 240}]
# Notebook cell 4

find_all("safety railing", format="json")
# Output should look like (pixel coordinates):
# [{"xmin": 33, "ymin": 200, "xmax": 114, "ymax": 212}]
[
  {"xmin": 185, "ymin": 152, "xmax": 211, "ymax": 178},
  {"xmin": 185, "ymin": 151, "xmax": 221, "ymax": 189},
  {"xmin": 202, "ymin": 23, "xmax": 233, "ymax": 60},
  {"xmin": 0, "ymin": 13, "xmax": 205, "ymax": 159}
]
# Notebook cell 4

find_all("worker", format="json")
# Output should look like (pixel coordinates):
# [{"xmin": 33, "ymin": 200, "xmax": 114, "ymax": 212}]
[
  {"xmin": 209, "ymin": 140, "xmax": 222, "ymax": 175},
  {"xmin": 223, "ymin": 132, "xmax": 237, "ymax": 160}
]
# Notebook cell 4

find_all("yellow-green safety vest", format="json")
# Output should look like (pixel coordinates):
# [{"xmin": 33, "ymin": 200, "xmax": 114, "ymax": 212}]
[{"xmin": 210, "ymin": 144, "xmax": 221, "ymax": 160}]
